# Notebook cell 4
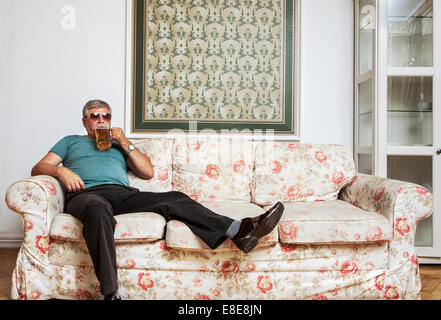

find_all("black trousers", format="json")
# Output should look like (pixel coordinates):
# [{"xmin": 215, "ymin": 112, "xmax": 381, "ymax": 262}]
[{"xmin": 65, "ymin": 184, "xmax": 235, "ymax": 296}]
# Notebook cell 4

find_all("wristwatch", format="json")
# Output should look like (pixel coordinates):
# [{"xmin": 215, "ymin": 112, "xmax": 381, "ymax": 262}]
[{"xmin": 127, "ymin": 144, "xmax": 135, "ymax": 154}]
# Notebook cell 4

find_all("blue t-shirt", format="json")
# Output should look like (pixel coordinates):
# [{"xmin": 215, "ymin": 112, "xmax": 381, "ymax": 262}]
[{"xmin": 49, "ymin": 135, "xmax": 130, "ymax": 189}]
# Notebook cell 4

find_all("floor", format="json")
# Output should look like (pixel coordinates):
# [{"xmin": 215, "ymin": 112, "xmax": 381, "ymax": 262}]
[
  {"xmin": 0, "ymin": 249, "xmax": 19, "ymax": 300},
  {"xmin": 420, "ymin": 264, "xmax": 441, "ymax": 300},
  {"xmin": 1, "ymin": 248, "xmax": 440, "ymax": 300}
]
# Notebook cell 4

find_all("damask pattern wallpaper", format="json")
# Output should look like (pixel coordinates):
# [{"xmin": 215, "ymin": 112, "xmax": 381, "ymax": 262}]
[{"xmin": 131, "ymin": 0, "xmax": 297, "ymax": 134}]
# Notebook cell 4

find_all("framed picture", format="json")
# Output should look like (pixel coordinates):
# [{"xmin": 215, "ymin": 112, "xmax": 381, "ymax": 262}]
[{"xmin": 125, "ymin": 0, "xmax": 300, "ymax": 138}]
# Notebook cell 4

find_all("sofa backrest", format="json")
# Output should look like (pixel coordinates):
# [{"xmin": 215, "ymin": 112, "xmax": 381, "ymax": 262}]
[
  {"xmin": 128, "ymin": 138, "xmax": 173, "ymax": 192},
  {"xmin": 127, "ymin": 138, "xmax": 356, "ymax": 205},
  {"xmin": 252, "ymin": 142, "xmax": 356, "ymax": 206},
  {"xmin": 172, "ymin": 137, "xmax": 254, "ymax": 202}
]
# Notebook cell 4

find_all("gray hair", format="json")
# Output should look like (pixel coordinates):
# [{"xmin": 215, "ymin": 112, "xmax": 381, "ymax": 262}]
[{"xmin": 82, "ymin": 99, "xmax": 112, "ymax": 118}]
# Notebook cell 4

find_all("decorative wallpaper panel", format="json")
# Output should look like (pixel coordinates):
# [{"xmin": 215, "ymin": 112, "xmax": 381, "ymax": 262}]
[{"xmin": 131, "ymin": 0, "xmax": 298, "ymax": 134}]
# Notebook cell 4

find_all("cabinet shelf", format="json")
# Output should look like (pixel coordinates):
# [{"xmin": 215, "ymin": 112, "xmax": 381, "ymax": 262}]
[
  {"xmin": 387, "ymin": 145, "xmax": 433, "ymax": 151},
  {"xmin": 359, "ymin": 110, "xmax": 432, "ymax": 116},
  {"xmin": 387, "ymin": 109, "xmax": 432, "ymax": 113},
  {"xmin": 389, "ymin": 16, "xmax": 433, "ymax": 21},
  {"xmin": 387, "ymin": 67, "xmax": 434, "ymax": 76},
  {"xmin": 389, "ymin": 16, "xmax": 433, "ymax": 19}
]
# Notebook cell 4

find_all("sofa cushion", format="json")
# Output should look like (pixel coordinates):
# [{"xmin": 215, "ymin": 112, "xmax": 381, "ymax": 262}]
[
  {"xmin": 127, "ymin": 138, "xmax": 173, "ymax": 192},
  {"xmin": 50, "ymin": 212, "xmax": 166, "ymax": 242},
  {"xmin": 253, "ymin": 142, "xmax": 357, "ymax": 206},
  {"xmin": 277, "ymin": 200, "xmax": 392, "ymax": 244},
  {"xmin": 165, "ymin": 202, "xmax": 278, "ymax": 251},
  {"xmin": 172, "ymin": 137, "xmax": 254, "ymax": 202}
]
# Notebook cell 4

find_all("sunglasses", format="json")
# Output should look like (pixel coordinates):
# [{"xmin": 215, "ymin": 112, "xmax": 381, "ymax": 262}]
[{"xmin": 87, "ymin": 112, "xmax": 112, "ymax": 121}]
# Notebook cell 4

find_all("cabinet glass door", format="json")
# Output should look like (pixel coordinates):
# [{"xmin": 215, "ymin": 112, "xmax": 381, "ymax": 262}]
[
  {"xmin": 387, "ymin": 76, "xmax": 433, "ymax": 146},
  {"xmin": 358, "ymin": 79, "xmax": 373, "ymax": 147},
  {"xmin": 359, "ymin": 0, "xmax": 375, "ymax": 74},
  {"xmin": 356, "ymin": 0, "xmax": 376, "ymax": 174},
  {"xmin": 388, "ymin": 0, "xmax": 433, "ymax": 67},
  {"xmin": 358, "ymin": 153, "xmax": 372, "ymax": 175}
]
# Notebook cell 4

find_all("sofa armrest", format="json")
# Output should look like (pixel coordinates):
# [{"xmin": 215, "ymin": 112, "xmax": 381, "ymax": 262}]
[
  {"xmin": 339, "ymin": 173, "xmax": 433, "ymax": 265},
  {"xmin": 340, "ymin": 173, "xmax": 433, "ymax": 225},
  {"xmin": 5, "ymin": 175, "xmax": 65, "ymax": 263}
]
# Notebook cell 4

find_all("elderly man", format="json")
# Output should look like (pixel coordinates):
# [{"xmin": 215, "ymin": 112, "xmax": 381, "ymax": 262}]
[{"xmin": 31, "ymin": 99, "xmax": 284, "ymax": 300}]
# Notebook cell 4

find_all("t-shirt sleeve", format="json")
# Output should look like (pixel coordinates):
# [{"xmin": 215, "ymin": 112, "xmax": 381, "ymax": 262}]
[{"xmin": 49, "ymin": 136, "xmax": 69, "ymax": 159}]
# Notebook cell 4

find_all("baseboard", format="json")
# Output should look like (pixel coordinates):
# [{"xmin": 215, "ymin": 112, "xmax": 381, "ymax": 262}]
[
  {"xmin": 0, "ymin": 234, "xmax": 23, "ymax": 249},
  {"xmin": 419, "ymin": 256, "xmax": 441, "ymax": 264}
]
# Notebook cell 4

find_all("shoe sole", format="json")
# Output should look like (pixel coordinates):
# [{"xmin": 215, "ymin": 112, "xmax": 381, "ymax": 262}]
[
  {"xmin": 240, "ymin": 203, "xmax": 284, "ymax": 253},
  {"xmin": 252, "ymin": 203, "xmax": 284, "ymax": 238},
  {"xmin": 240, "ymin": 235, "xmax": 258, "ymax": 254}
]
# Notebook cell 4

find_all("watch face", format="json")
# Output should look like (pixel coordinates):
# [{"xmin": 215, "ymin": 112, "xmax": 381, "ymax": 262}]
[{"xmin": 129, "ymin": 144, "xmax": 135, "ymax": 150}]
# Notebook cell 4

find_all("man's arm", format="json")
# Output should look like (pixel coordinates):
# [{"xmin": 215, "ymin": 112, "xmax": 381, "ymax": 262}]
[
  {"xmin": 111, "ymin": 127, "xmax": 154, "ymax": 180},
  {"xmin": 126, "ymin": 150, "xmax": 155, "ymax": 180},
  {"xmin": 32, "ymin": 152, "xmax": 86, "ymax": 192}
]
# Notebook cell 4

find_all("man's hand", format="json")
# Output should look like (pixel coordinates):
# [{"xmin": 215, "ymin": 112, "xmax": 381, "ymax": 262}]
[
  {"xmin": 57, "ymin": 167, "xmax": 85, "ymax": 193},
  {"xmin": 31, "ymin": 152, "xmax": 85, "ymax": 193},
  {"xmin": 111, "ymin": 127, "xmax": 131, "ymax": 150},
  {"xmin": 109, "ymin": 127, "xmax": 154, "ymax": 180}
]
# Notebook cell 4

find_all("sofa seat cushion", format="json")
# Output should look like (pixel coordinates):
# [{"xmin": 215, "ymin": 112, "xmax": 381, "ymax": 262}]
[
  {"xmin": 277, "ymin": 200, "xmax": 392, "ymax": 244},
  {"xmin": 50, "ymin": 212, "xmax": 166, "ymax": 242},
  {"xmin": 165, "ymin": 202, "xmax": 279, "ymax": 251}
]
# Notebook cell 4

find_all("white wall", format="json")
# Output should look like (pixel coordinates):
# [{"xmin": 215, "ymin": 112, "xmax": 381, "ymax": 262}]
[
  {"xmin": 0, "ymin": 0, "xmax": 354, "ymax": 247},
  {"xmin": 300, "ymin": 0, "xmax": 354, "ymax": 146},
  {"xmin": 0, "ymin": 0, "xmax": 127, "ymax": 247}
]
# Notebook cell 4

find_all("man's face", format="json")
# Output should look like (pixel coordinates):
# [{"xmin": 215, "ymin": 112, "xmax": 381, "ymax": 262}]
[{"xmin": 82, "ymin": 107, "xmax": 112, "ymax": 138}]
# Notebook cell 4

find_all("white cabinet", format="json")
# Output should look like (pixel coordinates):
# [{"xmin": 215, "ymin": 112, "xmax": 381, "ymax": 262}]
[{"xmin": 354, "ymin": 0, "xmax": 441, "ymax": 262}]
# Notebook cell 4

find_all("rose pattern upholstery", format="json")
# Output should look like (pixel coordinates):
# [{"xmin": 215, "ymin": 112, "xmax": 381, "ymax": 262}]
[
  {"xmin": 165, "ymin": 202, "xmax": 278, "ymax": 251},
  {"xmin": 127, "ymin": 138, "xmax": 173, "ymax": 192},
  {"xmin": 5, "ymin": 175, "xmax": 64, "ymax": 265},
  {"xmin": 277, "ymin": 200, "xmax": 392, "ymax": 244},
  {"xmin": 339, "ymin": 173, "xmax": 433, "ymax": 299},
  {"xmin": 50, "ymin": 212, "xmax": 166, "ymax": 243},
  {"xmin": 5, "ymin": 139, "xmax": 433, "ymax": 300},
  {"xmin": 253, "ymin": 142, "xmax": 356, "ymax": 206},
  {"xmin": 172, "ymin": 137, "xmax": 255, "ymax": 202},
  {"xmin": 45, "ymin": 240, "xmax": 389, "ymax": 300}
]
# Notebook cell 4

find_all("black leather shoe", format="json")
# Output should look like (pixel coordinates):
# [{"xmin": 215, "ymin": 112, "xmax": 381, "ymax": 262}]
[
  {"xmin": 232, "ymin": 202, "xmax": 284, "ymax": 254},
  {"xmin": 104, "ymin": 290, "xmax": 121, "ymax": 300}
]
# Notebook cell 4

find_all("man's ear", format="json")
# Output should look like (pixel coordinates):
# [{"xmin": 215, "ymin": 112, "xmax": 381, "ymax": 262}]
[{"xmin": 82, "ymin": 117, "xmax": 87, "ymax": 127}]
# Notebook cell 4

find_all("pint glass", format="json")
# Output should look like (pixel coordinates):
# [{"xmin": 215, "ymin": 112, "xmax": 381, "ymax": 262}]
[{"xmin": 95, "ymin": 123, "xmax": 112, "ymax": 150}]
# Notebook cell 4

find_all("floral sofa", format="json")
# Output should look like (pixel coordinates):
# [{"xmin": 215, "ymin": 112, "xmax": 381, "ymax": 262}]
[{"xmin": 5, "ymin": 137, "xmax": 433, "ymax": 300}]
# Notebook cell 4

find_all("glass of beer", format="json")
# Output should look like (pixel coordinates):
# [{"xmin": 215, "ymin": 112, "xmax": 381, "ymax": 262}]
[{"xmin": 95, "ymin": 123, "xmax": 112, "ymax": 151}]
